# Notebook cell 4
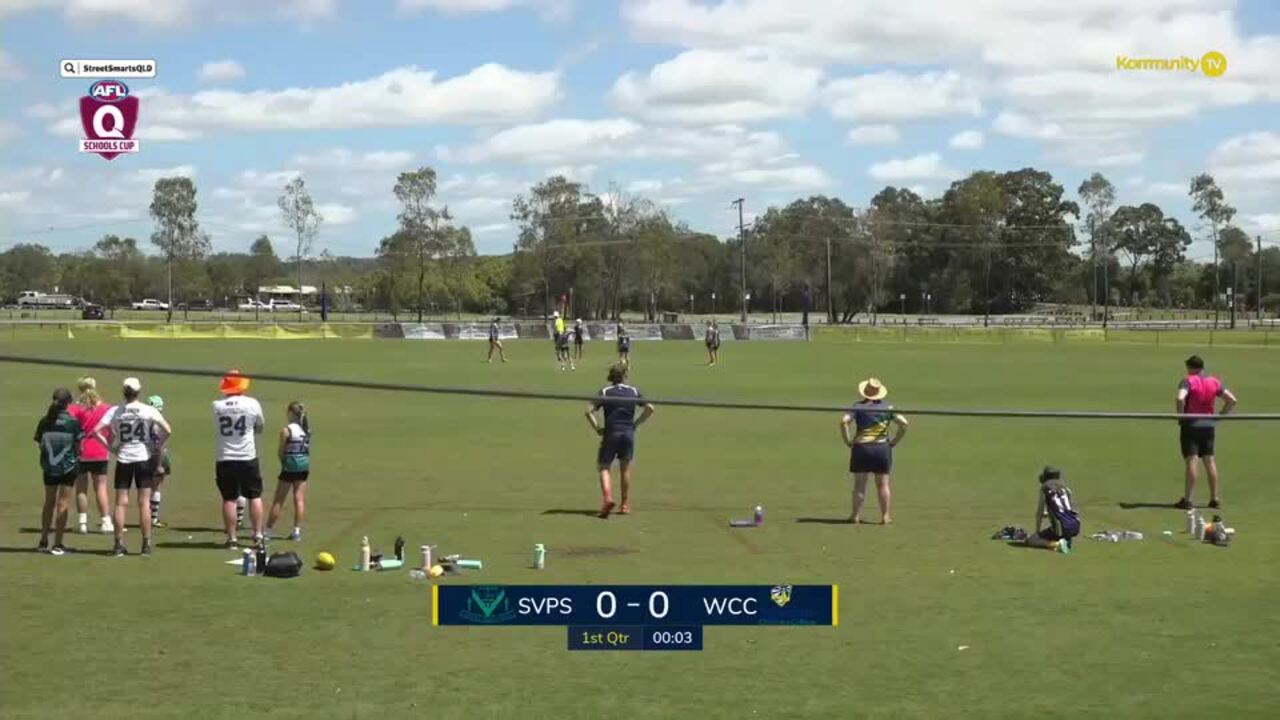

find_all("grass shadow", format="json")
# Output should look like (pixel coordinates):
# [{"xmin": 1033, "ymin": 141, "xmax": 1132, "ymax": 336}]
[
  {"xmin": 796, "ymin": 517, "xmax": 853, "ymax": 525},
  {"xmin": 1118, "ymin": 501, "xmax": 1179, "ymax": 510},
  {"xmin": 0, "ymin": 546, "xmax": 115, "ymax": 556},
  {"xmin": 156, "ymin": 541, "xmax": 230, "ymax": 550},
  {"xmin": 167, "ymin": 526, "xmax": 225, "ymax": 533},
  {"xmin": 541, "ymin": 509, "xmax": 600, "ymax": 517}
]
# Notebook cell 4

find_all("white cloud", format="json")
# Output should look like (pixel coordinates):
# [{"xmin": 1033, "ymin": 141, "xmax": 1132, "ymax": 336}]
[
  {"xmin": 24, "ymin": 103, "xmax": 60, "ymax": 119},
  {"xmin": 292, "ymin": 148, "xmax": 417, "ymax": 172},
  {"xmin": 315, "ymin": 202, "xmax": 357, "ymax": 225},
  {"xmin": 50, "ymin": 64, "xmax": 560, "ymax": 137},
  {"xmin": 472, "ymin": 222, "xmax": 511, "ymax": 234},
  {"xmin": 992, "ymin": 111, "xmax": 1063, "ymax": 140},
  {"xmin": 0, "ymin": 190, "xmax": 33, "ymax": 206},
  {"xmin": 1092, "ymin": 151, "xmax": 1145, "ymax": 167},
  {"xmin": 545, "ymin": 164, "xmax": 598, "ymax": 183},
  {"xmin": 0, "ymin": 49, "xmax": 24, "ymax": 80},
  {"xmin": 845, "ymin": 125, "xmax": 899, "ymax": 146},
  {"xmin": 198, "ymin": 60, "xmax": 246, "ymax": 83},
  {"xmin": 396, "ymin": 0, "xmax": 570, "ymax": 14},
  {"xmin": 626, "ymin": 179, "xmax": 665, "ymax": 194},
  {"xmin": 825, "ymin": 71, "xmax": 981, "ymax": 123},
  {"xmin": 1, "ymin": 0, "xmax": 337, "ymax": 26},
  {"xmin": 1209, "ymin": 131, "xmax": 1280, "ymax": 211},
  {"xmin": 724, "ymin": 165, "xmax": 830, "ymax": 190},
  {"xmin": 948, "ymin": 129, "xmax": 984, "ymax": 149},
  {"xmin": 444, "ymin": 118, "xmax": 642, "ymax": 164},
  {"xmin": 611, "ymin": 49, "xmax": 821, "ymax": 124},
  {"xmin": 867, "ymin": 153, "xmax": 960, "ymax": 182}
]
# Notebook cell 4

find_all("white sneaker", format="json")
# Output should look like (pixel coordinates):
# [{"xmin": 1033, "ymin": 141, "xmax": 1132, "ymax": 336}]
[
  {"xmin": 77, "ymin": 523, "xmax": 88, "ymax": 535},
  {"xmin": 288, "ymin": 528, "xmax": 302, "ymax": 541},
  {"xmin": 100, "ymin": 517, "xmax": 114, "ymax": 533}
]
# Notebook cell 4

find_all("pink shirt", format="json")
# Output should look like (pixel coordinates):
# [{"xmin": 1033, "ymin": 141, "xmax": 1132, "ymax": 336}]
[{"xmin": 70, "ymin": 403, "xmax": 113, "ymax": 461}]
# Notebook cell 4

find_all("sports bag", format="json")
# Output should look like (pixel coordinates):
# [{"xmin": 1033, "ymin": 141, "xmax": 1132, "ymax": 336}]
[{"xmin": 264, "ymin": 551, "xmax": 303, "ymax": 578}]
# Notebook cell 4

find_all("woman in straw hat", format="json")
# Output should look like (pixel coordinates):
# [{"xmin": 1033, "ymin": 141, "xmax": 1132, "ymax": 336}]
[{"xmin": 840, "ymin": 377, "xmax": 909, "ymax": 524}]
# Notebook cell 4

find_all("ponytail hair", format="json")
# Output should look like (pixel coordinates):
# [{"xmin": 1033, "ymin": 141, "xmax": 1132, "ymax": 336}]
[
  {"xmin": 288, "ymin": 400, "xmax": 310, "ymax": 436},
  {"xmin": 77, "ymin": 377, "xmax": 100, "ymax": 407}
]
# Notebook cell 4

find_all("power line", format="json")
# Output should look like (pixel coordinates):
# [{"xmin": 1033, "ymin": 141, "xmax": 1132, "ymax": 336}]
[{"xmin": 2, "ymin": 353, "xmax": 1278, "ymax": 421}]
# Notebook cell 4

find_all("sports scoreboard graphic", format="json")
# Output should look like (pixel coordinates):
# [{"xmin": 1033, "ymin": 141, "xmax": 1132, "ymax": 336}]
[{"xmin": 433, "ymin": 585, "xmax": 838, "ymax": 652}]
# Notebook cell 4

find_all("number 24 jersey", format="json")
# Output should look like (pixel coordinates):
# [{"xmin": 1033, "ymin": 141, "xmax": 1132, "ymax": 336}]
[
  {"xmin": 95, "ymin": 402, "xmax": 167, "ymax": 464},
  {"xmin": 212, "ymin": 395, "xmax": 264, "ymax": 461}
]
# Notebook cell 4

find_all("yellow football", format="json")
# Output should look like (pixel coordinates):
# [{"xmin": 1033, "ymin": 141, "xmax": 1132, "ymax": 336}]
[
  {"xmin": 427, "ymin": 564, "xmax": 444, "ymax": 578},
  {"xmin": 315, "ymin": 551, "xmax": 336, "ymax": 571}
]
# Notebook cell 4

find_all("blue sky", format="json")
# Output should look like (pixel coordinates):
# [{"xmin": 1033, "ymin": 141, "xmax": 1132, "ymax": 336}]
[{"xmin": 0, "ymin": 0, "xmax": 1277, "ymax": 259}]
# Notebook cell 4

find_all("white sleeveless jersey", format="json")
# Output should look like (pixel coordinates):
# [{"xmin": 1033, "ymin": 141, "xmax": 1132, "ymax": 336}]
[
  {"xmin": 96, "ymin": 401, "xmax": 166, "ymax": 464},
  {"xmin": 212, "ymin": 395, "xmax": 264, "ymax": 461}
]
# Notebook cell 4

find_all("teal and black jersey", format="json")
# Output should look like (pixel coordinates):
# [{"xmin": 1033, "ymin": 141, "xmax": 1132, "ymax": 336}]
[
  {"xmin": 35, "ymin": 411, "xmax": 83, "ymax": 477},
  {"xmin": 1042, "ymin": 479, "xmax": 1080, "ymax": 538},
  {"xmin": 282, "ymin": 422, "xmax": 311, "ymax": 473}
]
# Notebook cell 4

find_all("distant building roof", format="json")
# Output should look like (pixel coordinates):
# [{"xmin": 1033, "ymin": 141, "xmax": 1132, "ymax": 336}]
[{"xmin": 258, "ymin": 285, "xmax": 318, "ymax": 294}]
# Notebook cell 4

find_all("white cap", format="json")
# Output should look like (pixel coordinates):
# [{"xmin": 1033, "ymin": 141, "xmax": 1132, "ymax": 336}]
[
  {"xmin": 552, "ymin": 311, "xmax": 560, "ymax": 317},
  {"xmin": 123, "ymin": 377, "xmax": 142, "ymax": 392}
]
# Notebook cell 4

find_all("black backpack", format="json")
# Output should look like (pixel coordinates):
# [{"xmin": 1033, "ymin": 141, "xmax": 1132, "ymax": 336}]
[{"xmin": 264, "ymin": 551, "xmax": 303, "ymax": 578}]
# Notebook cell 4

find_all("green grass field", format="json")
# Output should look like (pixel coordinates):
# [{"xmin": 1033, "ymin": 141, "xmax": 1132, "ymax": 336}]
[{"xmin": 2, "ymin": 335, "xmax": 1278, "ymax": 719}]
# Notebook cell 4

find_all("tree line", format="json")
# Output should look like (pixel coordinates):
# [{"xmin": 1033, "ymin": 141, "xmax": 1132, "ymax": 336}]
[{"xmin": 2, "ymin": 166, "xmax": 1276, "ymax": 320}]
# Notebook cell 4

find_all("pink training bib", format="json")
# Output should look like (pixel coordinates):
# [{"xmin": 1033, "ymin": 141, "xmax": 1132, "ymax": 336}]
[
  {"xmin": 1183, "ymin": 374, "xmax": 1222, "ymax": 416},
  {"xmin": 72, "ymin": 403, "xmax": 113, "ymax": 461}
]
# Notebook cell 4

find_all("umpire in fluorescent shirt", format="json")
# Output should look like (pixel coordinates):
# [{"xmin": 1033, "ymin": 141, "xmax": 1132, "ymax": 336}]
[{"xmin": 585, "ymin": 363, "xmax": 655, "ymax": 519}]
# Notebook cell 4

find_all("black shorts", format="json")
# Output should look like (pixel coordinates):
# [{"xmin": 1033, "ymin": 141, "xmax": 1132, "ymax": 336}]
[
  {"xmin": 1038, "ymin": 527, "xmax": 1063, "ymax": 542},
  {"xmin": 43, "ymin": 471, "xmax": 78, "ymax": 487},
  {"xmin": 597, "ymin": 432, "xmax": 636, "ymax": 467},
  {"xmin": 574, "ymin": 335, "xmax": 583, "ymax": 346},
  {"xmin": 1180, "ymin": 425, "xmax": 1216, "ymax": 458},
  {"xmin": 216, "ymin": 459, "xmax": 263, "ymax": 501},
  {"xmin": 114, "ymin": 461, "xmax": 156, "ymax": 490},
  {"xmin": 278, "ymin": 470, "xmax": 309, "ymax": 483},
  {"xmin": 78, "ymin": 460, "xmax": 109, "ymax": 475},
  {"xmin": 850, "ymin": 443, "xmax": 893, "ymax": 474}
]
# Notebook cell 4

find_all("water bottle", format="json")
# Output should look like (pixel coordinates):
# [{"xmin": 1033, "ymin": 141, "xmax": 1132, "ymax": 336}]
[
  {"xmin": 359, "ymin": 536, "xmax": 371, "ymax": 572},
  {"xmin": 1193, "ymin": 515, "xmax": 1206, "ymax": 541},
  {"xmin": 255, "ymin": 542, "xmax": 267, "ymax": 575},
  {"xmin": 1186, "ymin": 508, "xmax": 1196, "ymax": 534},
  {"xmin": 394, "ymin": 537, "xmax": 405, "ymax": 563},
  {"xmin": 1124, "ymin": 531, "xmax": 1144, "ymax": 541},
  {"xmin": 242, "ymin": 548, "xmax": 254, "ymax": 576},
  {"xmin": 420, "ymin": 545, "xmax": 433, "ymax": 570},
  {"xmin": 754, "ymin": 506, "xmax": 764, "ymax": 526},
  {"xmin": 533, "ymin": 544, "xmax": 546, "ymax": 570}
]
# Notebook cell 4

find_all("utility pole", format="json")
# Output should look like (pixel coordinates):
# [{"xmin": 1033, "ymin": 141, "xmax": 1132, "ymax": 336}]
[
  {"xmin": 825, "ymin": 236, "xmax": 833, "ymax": 324},
  {"xmin": 1212, "ymin": 224, "xmax": 1220, "ymax": 330},
  {"xmin": 732, "ymin": 198, "xmax": 747, "ymax": 322},
  {"xmin": 1258, "ymin": 235, "xmax": 1265, "ymax": 321}
]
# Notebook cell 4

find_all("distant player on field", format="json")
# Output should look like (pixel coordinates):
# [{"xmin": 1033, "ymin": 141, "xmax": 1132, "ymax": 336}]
[
  {"xmin": 585, "ymin": 364, "xmax": 655, "ymax": 518},
  {"xmin": 212, "ymin": 370, "xmax": 266, "ymax": 549},
  {"xmin": 840, "ymin": 378, "xmax": 908, "ymax": 525},
  {"xmin": 267, "ymin": 401, "xmax": 311, "ymax": 541},
  {"xmin": 704, "ymin": 320, "xmax": 721, "ymax": 366},
  {"xmin": 1174, "ymin": 355, "xmax": 1236, "ymax": 509},
  {"xmin": 486, "ymin": 317, "xmax": 508, "ymax": 363},
  {"xmin": 1022, "ymin": 466, "xmax": 1080, "ymax": 554},
  {"xmin": 573, "ymin": 318, "xmax": 585, "ymax": 361},
  {"xmin": 616, "ymin": 324, "xmax": 631, "ymax": 368}
]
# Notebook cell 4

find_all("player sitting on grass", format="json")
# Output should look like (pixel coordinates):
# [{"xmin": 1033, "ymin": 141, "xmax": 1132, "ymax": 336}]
[{"xmin": 1023, "ymin": 466, "xmax": 1080, "ymax": 554}]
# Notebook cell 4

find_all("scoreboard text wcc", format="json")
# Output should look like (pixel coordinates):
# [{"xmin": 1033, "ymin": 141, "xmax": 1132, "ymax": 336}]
[{"xmin": 433, "ymin": 585, "xmax": 838, "ymax": 651}]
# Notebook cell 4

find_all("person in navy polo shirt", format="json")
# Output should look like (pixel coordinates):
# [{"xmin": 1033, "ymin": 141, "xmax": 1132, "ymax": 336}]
[{"xmin": 584, "ymin": 363, "xmax": 655, "ymax": 518}]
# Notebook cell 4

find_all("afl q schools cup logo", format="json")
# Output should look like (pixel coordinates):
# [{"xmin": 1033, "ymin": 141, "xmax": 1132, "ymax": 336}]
[{"xmin": 79, "ymin": 79, "xmax": 140, "ymax": 160}]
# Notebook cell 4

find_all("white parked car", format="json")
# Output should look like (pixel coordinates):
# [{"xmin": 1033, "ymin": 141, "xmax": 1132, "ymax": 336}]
[
  {"xmin": 267, "ymin": 299, "xmax": 306, "ymax": 312},
  {"xmin": 237, "ymin": 299, "xmax": 268, "ymax": 311},
  {"xmin": 131, "ymin": 298, "xmax": 169, "ymax": 311},
  {"xmin": 18, "ymin": 291, "xmax": 76, "ymax": 308}
]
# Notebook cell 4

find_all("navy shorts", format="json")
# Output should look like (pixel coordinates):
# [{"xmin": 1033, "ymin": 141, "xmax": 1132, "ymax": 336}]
[
  {"xmin": 79, "ymin": 460, "xmax": 109, "ymax": 475},
  {"xmin": 850, "ymin": 443, "xmax": 893, "ymax": 474},
  {"xmin": 216, "ymin": 459, "xmax": 263, "ymax": 501},
  {"xmin": 1180, "ymin": 425, "xmax": 1215, "ymax": 458},
  {"xmin": 597, "ymin": 432, "xmax": 636, "ymax": 467}
]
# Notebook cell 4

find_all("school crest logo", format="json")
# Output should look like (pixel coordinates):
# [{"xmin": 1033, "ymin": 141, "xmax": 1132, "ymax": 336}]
[
  {"xmin": 79, "ymin": 79, "xmax": 140, "ymax": 160},
  {"xmin": 460, "ymin": 586, "xmax": 515, "ymax": 624},
  {"xmin": 770, "ymin": 584, "xmax": 793, "ymax": 608}
]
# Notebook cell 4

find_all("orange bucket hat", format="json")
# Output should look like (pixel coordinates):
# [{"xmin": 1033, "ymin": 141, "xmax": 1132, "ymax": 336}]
[{"xmin": 220, "ymin": 369, "xmax": 251, "ymax": 395}]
